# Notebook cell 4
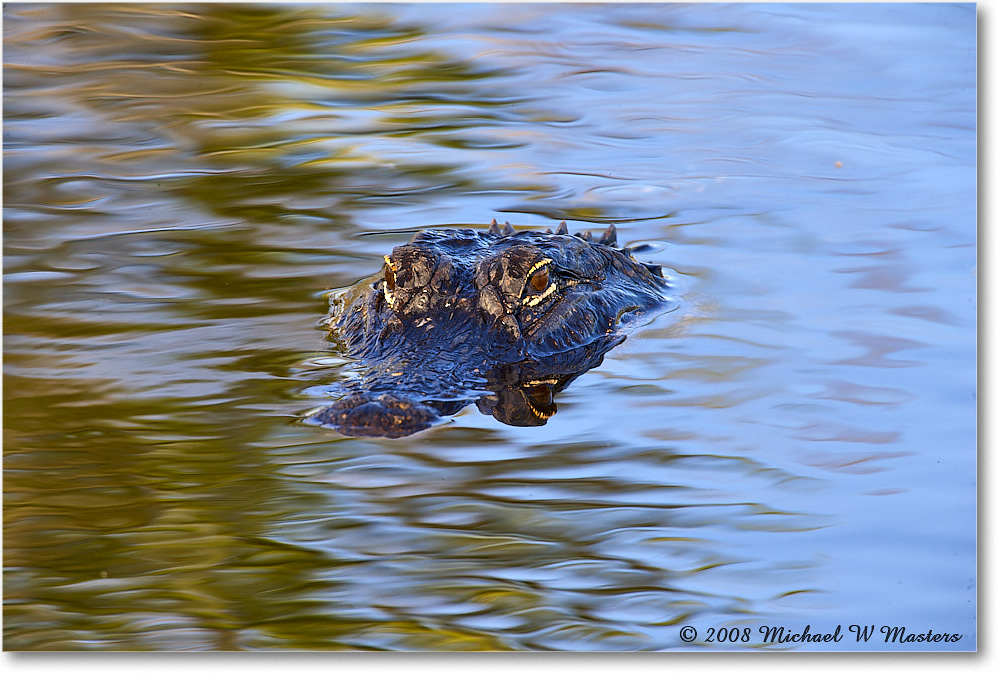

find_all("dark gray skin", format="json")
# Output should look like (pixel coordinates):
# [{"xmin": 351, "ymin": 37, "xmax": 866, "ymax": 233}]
[{"xmin": 306, "ymin": 220, "xmax": 673, "ymax": 437}]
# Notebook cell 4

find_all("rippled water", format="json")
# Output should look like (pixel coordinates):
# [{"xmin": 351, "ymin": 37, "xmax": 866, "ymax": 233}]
[{"xmin": 4, "ymin": 3, "xmax": 976, "ymax": 651}]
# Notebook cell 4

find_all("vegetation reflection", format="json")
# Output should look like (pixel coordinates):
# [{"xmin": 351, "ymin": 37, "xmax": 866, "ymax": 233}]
[
  {"xmin": 4, "ymin": 3, "xmax": 553, "ymax": 228},
  {"xmin": 4, "ymin": 3, "xmax": 840, "ymax": 651}
]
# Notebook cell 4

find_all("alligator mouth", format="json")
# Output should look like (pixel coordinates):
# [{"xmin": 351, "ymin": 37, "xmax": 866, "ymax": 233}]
[{"xmin": 520, "ymin": 379, "xmax": 558, "ymax": 420}]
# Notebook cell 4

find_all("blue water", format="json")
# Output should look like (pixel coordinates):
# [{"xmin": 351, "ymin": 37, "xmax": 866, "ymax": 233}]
[{"xmin": 3, "ymin": 3, "xmax": 976, "ymax": 650}]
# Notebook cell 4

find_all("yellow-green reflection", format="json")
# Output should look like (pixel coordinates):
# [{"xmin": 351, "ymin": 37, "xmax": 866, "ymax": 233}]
[
  {"xmin": 4, "ymin": 1, "xmax": 976, "ymax": 652},
  {"xmin": 4, "ymin": 3, "xmax": 552, "ymax": 229}
]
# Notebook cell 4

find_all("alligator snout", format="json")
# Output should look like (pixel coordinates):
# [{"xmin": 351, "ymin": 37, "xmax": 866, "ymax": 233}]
[{"xmin": 304, "ymin": 391, "xmax": 442, "ymax": 438}]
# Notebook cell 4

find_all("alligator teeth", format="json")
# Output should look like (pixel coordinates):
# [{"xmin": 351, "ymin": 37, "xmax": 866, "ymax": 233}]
[
  {"xmin": 524, "ymin": 397, "xmax": 555, "ymax": 421},
  {"xmin": 502, "ymin": 221, "xmax": 515, "ymax": 237},
  {"xmin": 598, "ymin": 223, "xmax": 617, "ymax": 247},
  {"xmin": 555, "ymin": 221, "xmax": 569, "ymax": 235},
  {"xmin": 488, "ymin": 219, "xmax": 501, "ymax": 237}
]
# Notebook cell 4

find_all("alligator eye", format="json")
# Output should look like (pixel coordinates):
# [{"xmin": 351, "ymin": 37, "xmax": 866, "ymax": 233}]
[
  {"xmin": 382, "ymin": 256, "xmax": 397, "ymax": 306},
  {"xmin": 521, "ymin": 259, "xmax": 556, "ymax": 307},
  {"xmin": 529, "ymin": 266, "xmax": 549, "ymax": 292}
]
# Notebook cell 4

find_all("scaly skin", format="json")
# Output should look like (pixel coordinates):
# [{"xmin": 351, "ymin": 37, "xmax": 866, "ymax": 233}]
[{"xmin": 306, "ymin": 220, "xmax": 673, "ymax": 437}]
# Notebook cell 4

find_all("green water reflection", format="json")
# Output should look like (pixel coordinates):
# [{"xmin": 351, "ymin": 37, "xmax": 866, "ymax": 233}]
[
  {"xmin": 5, "ymin": 3, "xmax": 554, "ymax": 232},
  {"xmin": 4, "ymin": 2, "xmax": 976, "ymax": 651},
  {"xmin": 2, "ymin": 2, "xmax": 662, "ymax": 651}
]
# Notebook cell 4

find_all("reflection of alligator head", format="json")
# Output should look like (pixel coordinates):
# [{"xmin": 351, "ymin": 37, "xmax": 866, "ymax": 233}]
[{"xmin": 305, "ymin": 220, "xmax": 674, "ymax": 437}]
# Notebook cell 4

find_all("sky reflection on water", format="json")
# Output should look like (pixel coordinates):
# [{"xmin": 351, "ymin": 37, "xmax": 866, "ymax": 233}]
[{"xmin": 3, "ymin": 2, "xmax": 976, "ymax": 651}]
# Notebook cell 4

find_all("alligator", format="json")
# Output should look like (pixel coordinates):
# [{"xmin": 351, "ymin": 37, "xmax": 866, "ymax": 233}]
[{"xmin": 305, "ymin": 220, "xmax": 675, "ymax": 437}]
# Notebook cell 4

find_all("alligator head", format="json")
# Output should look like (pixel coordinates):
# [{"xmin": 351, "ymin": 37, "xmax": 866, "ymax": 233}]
[{"xmin": 305, "ymin": 220, "xmax": 674, "ymax": 437}]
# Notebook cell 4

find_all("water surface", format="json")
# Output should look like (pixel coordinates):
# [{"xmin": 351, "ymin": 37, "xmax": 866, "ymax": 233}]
[{"xmin": 3, "ymin": 2, "xmax": 976, "ymax": 651}]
